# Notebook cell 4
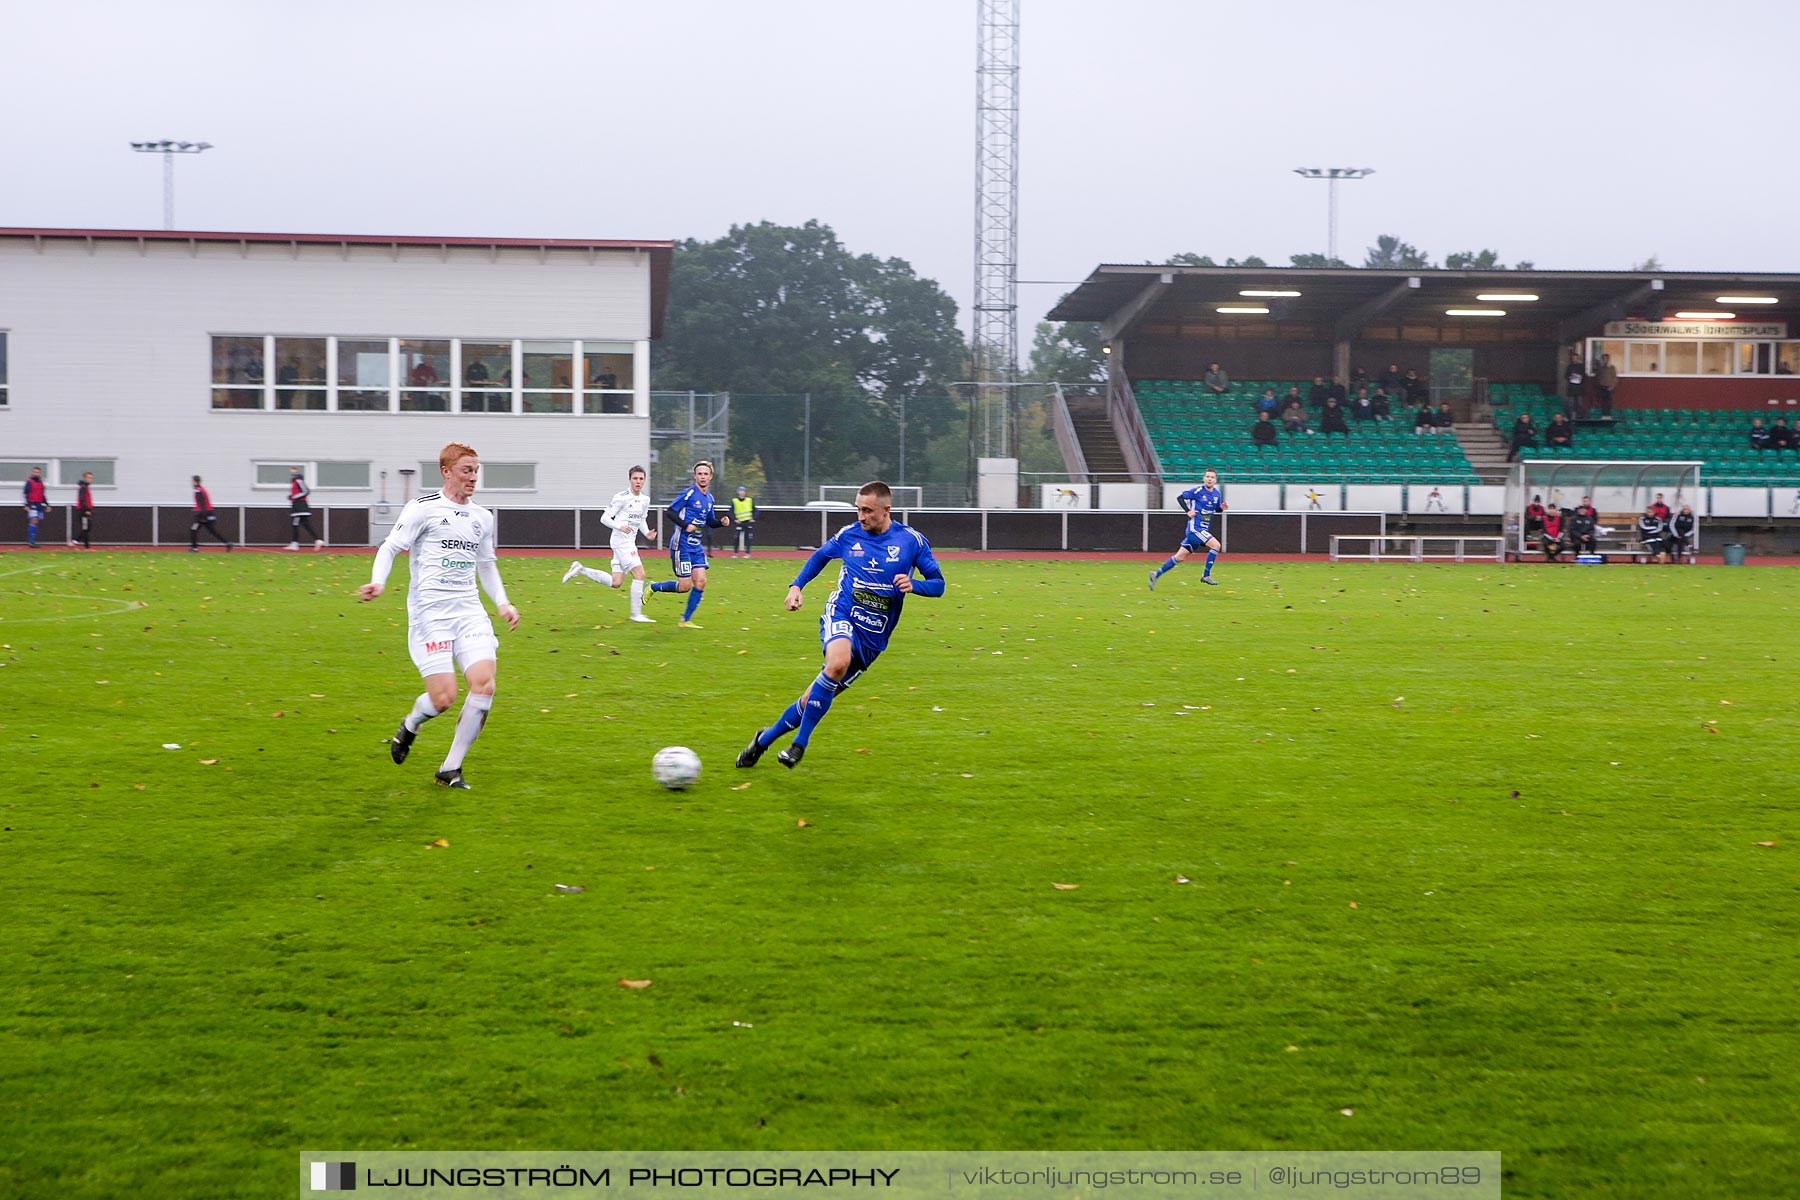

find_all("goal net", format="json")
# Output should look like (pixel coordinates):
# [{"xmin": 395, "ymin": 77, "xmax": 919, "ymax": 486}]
[
  {"xmin": 1506, "ymin": 459, "xmax": 1702, "ymax": 558},
  {"xmin": 818, "ymin": 485, "xmax": 924, "ymax": 509}
]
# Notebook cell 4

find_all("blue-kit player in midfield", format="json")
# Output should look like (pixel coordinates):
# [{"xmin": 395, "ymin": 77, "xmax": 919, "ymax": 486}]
[
  {"xmin": 647, "ymin": 460, "xmax": 731, "ymax": 628},
  {"xmin": 1150, "ymin": 468, "xmax": 1226, "ymax": 588},
  {"xmin": 737, "ymin": 480, "xmax": 946, "ymax": 770}
]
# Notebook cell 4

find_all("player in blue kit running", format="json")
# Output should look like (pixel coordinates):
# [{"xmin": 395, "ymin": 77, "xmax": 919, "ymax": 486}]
[
  {"xmin": 737, "ymin": 480, "xmax": 946, "ymax": 770},
  {"xmin": 647, "ymin": 460, "xmax": 731, "ymax": 628},
  {"xmin": 1150, "ymin": 468, "xmax": 1226, "ymax": 588}
]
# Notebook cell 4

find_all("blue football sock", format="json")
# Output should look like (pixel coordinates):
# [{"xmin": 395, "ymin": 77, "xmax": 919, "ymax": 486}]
[
  {"xmin": 682, "ymin": 587, "xmax": 704, "ymax": 621},
  {"xmin": 1153, "ymin": 556, "xmax": 1178, "ymax": 578},
  {"xmin": 26, "ymin": 525, "xmax": 36, "ymax": 546},
  {"xmin": 649, "ymin": 580, "xmax": 678, "ymax": 593},
  {"xmin": 1203, "ymin": 549, "xmax": 1218, "ymax": 576},
  {"xmin": 792, "ymin": 671, "xmax": 843, "ymax": 747},
  {"xmin": 758, "ymin": 700, "xmax": 806, "ymax": 748}
]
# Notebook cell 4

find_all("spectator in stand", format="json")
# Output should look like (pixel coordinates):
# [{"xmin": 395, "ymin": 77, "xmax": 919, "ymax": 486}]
[
  {"xmin": 1415, "ymin": 402, "xmax": 1437, "ymax": 436},
  {"xmin": 1541, "ymin": 505, "xmax": 1566, "ymax": 561},
  {"xmin": 1401, "ymin": 368, "xmax": 1424, "ymax": 405},
  {"xmin": 1352, "ymin": 390, "xmax": 1375, "ymax": 422},
  {"xmin": 1434, "ymin": 402, "xmax": 1456, "ymax": 434},
  {"xmin": 1650, "ymin": 493, "xmax": 1671, "ymax": 524},
  {"xmin": 1282, "ymin": 385, "xmax": 1304, "ymax": 413},
  {"xmin": 1252, "ymin": 410, "xmax": 1279, "ymax": 449},
  {"xmin": 1327, "ymin": 375, "xmax": 1348, "ymax": 406},
  {"xmin": 1637, "ymin": 505, "xmax": 1668, "ymax": 563},
  {"xmin": 1570, "ymin": 497, "xmax": 1598, "ymax": 554},
  {"xmin": 1281, "ymin": 399, "xmax": 1310, "ymax": 434},
  {"xmin": 1594, "ymin": 354, "xmax": 1618, "ymax": 416},
  {"xmin": 1546, "ymin": 412, "xmax": 1575, "ymax": 448},
  {"xmin": 1380, "ymin": 363, "xmax": 1405, "ymax": 395},
  {"xmin": 1256, "ymin": 387, "xmax": 1281, "ymax": 416},
  {"xmin": 1524, "ymin": 496, "xmax": 1547, "ymax": 541},
  {"xmin": 1205, "ymin": 362, "xmax": 1231, "ymax": 395},
  {"xmin": 1771, "ymin": 417, "xmax": 1795, "ymax": 450},
  {"xmin": 1750, "ymin": 417, "xmax": 1772, "ymax": 450},
  {"xmin": 1350, "ymin": 365, "xmax": 1369, "ymax": 390},
  {"xmin": 1320, "ymin": 397, "xmax": 1350, "ymax": 437},
  {"xmin": 1565, "ymin": 349, "xmax": 1588, "ymax": 417},
  {"xmin": 1508, "ymin": 412, "xmax": 1538, "ymax": 461},
  {"xmin": 1668, "ymin": 504, "xmax": 1696, "ymax": 563},
  {"xmin": 1308, "ymin": 376, "xmax": 1330, "ymax": 409},
  {"xmin": 1370, "ymin": 387, "xmax": 1393, "ymax": 421}
]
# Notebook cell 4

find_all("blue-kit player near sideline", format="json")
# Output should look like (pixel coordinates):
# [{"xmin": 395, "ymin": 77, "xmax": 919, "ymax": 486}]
[
  {"xmin": 648, "ymin": 459, "xmax": 731, "ymax": 628},
  {"xmin": 1150, "ymin": 468, "xmax": 1226, "ymax": 589},
  {"xmin": 737, "ymin": 480, "xmax": 946, "ymax": 770}
]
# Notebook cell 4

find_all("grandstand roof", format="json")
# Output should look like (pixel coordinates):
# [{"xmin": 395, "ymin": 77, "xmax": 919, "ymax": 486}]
[
  {"xmin": 0, "ymin": 226, "xmax": 675, "ymax": 337},
  {"xmin": 1049, "ymin": 266, "xmax": 1800, "ymax": 336}
]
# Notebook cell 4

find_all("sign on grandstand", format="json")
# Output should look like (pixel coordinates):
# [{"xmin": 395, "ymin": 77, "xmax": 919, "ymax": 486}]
[{"xmin": 1603, "ymin": 321, "xmax": 1787, "ymax": 339}]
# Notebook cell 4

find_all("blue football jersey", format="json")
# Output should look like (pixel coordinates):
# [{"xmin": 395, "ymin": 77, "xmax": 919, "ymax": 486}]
[
  {"xmin": 795, "ymin": 521, "xmax": 945, "ymax": 654},
  {"xmin": 666, "ymin": 485, "xmax": 718, "ymax": 548},
  {"xmin": 1179, "ymin": 485, "xmax": 1224, "ymax": 535}
]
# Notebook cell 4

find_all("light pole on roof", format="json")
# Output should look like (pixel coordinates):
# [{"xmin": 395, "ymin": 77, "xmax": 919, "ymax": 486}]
[
  {"xmin": 129, "ymin": 140, "xmax": 214, "ymax": 230},
  {"xmin": 1293, "ymin": 167, "xmax": 1374, "ymax": 266}
]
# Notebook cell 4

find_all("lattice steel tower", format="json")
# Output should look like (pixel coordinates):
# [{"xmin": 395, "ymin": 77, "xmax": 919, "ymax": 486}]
[{"xmin": 973, "ymin": 0, "xmax": 1020, "ymax": 456}]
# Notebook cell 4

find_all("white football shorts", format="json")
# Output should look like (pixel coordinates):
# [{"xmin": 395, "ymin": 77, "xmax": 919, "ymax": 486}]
[
  {"xmin": 609, "ymin": 539, "xmax": 643, "ymax": 575},
  {"xmin": 408, "ymin": 608, "xmax": 500, "ymax": 677}
]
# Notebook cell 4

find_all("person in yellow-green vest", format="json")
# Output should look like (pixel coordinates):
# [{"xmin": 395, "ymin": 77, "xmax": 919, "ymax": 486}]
[{"xmin": 730, "ymin": 486, "xmax": 758, "ymax": 557}]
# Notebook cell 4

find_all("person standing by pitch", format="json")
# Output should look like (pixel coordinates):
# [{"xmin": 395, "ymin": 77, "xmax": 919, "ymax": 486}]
[{"xmin": 73, "ymin": 471, "xmax": 96, "ymax": 549}]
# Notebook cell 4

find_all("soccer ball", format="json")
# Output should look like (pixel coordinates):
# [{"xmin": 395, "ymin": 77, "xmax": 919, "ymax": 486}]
[{"xmin": 652, "ymin": 746, "xmax": 702, "ymax": 790}]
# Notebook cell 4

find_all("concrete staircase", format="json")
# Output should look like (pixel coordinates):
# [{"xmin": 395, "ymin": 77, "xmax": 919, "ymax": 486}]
[
  {"xmin": 1454, "ymin": 422, "xmax": 1511, "ymax": 484},
  {"xmin": 1066, "ymin": 394, "xmax": 1130, "ymax": 477}
]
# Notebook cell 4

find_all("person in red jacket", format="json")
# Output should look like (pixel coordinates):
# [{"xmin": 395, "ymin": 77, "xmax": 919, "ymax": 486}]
[
  {"xmin": 73, "ymin": 471, "xmax": 95, "ymax": 550},
  {"xmin": 285, "ymin": 466, "xmax": 324, "ymax": 552},
  {"xmin": 1541, "ymin": 507, "xmax": 1566, "ymax": 562},
  {"xmin": 21, "ymin": 466, "xmax": 50, "ymax": 549},
  {"xmin": 190, "ymin": 475, "xmax": 232, "ymax": 552}
]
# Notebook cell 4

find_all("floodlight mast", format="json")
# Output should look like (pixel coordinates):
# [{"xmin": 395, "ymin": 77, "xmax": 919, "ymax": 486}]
[
  {"xmin": 973, "ymin": 0, "xmax": 1020, "ymax": 460},
  {"xmin": 1293, "ymin": 167, "xmax": 1374, "ymax": 265},
  {"xmin": 129, "ymin": 140, "xmax": 213, "ymax": 230}
]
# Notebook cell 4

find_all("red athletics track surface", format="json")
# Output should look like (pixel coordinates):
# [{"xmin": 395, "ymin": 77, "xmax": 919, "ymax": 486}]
[{"xmin": 9, "ymin": 545, "xmax": 1799, "ymax": 566}]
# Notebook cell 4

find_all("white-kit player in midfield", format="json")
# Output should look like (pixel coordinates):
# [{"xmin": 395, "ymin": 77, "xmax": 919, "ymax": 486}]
[
  {"xmin": 358, "ymin": 441, "xmax": 520, "ymax": 790},
  {"xmin": 561, "ymin": 465, "xmax": 661, "ymax": 622}
]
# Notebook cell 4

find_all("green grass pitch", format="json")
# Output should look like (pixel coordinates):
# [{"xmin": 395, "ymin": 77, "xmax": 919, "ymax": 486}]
[{"xmin": 2, "ymin": 549, "xmax": 1796, "ymax": 1198}]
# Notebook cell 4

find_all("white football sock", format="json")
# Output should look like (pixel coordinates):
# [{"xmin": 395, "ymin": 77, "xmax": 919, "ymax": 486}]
[
  {"xmin": 577, "ymin": 565, "xmax": 610, "ymax": 584},
  {"xmin": 440, "ymin": 692, "xmax": 493, "ymax": 772},
  {"xmin": 629, "ymin": 579, "xmax": 644, "ymax": 615},
  {"xmin": 403, "ymin": 692, "xmax": 444, "ymax": 733}
]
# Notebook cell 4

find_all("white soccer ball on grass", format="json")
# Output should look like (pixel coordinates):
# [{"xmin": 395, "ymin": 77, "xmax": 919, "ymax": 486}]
[{"xmin": 652, "ymin": 746, "xmax": 702, "ymax": 790}]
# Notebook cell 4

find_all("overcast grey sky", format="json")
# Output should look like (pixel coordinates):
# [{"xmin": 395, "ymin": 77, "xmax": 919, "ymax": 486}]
[{"xmin": 6, "ymin": 0, "xmax": 1797, "ymax": 338}]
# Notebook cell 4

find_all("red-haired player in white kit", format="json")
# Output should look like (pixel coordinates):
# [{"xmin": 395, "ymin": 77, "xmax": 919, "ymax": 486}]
[{"xmin": 359, "ymin": 441, "xmax": 520, "ymax": 790}]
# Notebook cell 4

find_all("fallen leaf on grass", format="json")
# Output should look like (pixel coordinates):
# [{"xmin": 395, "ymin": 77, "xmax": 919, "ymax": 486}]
[
  {"xmin": 199, "ymin": 759, "xmax": 219, "ymax": 766},
  {"xmin": 133, "ymin": 784, "xmax": 145, "ymax": 791},
  {"xmin": 618, "ymin": 979, "xmax": 652, "ymax": 990},
  {"xmin": 1285, "ymin": 1045, "xmax": 1299, "ymax": 1053},
  {"xmin": 1348, "ymin": 901, "xmax": 1359, "ymax": 909},
  {"xmin": 554, "ymin": 884, "xmax": 586, "ymax": 894},
  {"xmin": 1052, "ymin": 883, "xmax": 1080, "ymax": 891},
  {"xmin": 1755, "ymin": 841, "xmax": 1778, "ymax": 847},
  {"xmin": 731, "ymin": 782, "xmax": 752, "ymax": 791},
  {"xmin": 427, "ymin": 838, "xmax": 449, "ymax": 848},
  {"xmin": 854, "ymin": 747, "xmax": 871, "ymax": 754},
  {"xmin": 309, "ymin": 693, "xmax": 325, "ymax": 699},
  {"xmin": 1174, "ymin": 876, "xmax": 1190, "ymax": 884},
  {"xmin": 796, "ymin": 819, "xmax": 811, "ymax": 828},
  {"xmin": 1339, "ymin": 1108, "xmax": 1355, "ymax": 1117},
  {"xmin": 162, "ymin": 743, "xmax": 182, "ymax": 750},
  {"xmin": 271, "ymin": 711, "xmax": 285, "ymax": 718}
]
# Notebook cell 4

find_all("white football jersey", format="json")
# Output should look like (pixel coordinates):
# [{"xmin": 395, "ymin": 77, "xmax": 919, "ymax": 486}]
[
  {"xmin": 381, "ymin": 490, "xmax": 499, "ymax": 622},
  {"xmin": 603, "ymin": 489, "xmax": 655, "ymax": 546}
]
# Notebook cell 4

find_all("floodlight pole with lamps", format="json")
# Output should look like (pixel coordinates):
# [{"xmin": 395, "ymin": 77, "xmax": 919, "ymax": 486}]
[
  {"xmin": 1293, "ymin": 167, "xmax": 1373, "ymax": 264},
  {"xmin": 130, "ymin": 140, "xmax": 213, "ymax": 230}
]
